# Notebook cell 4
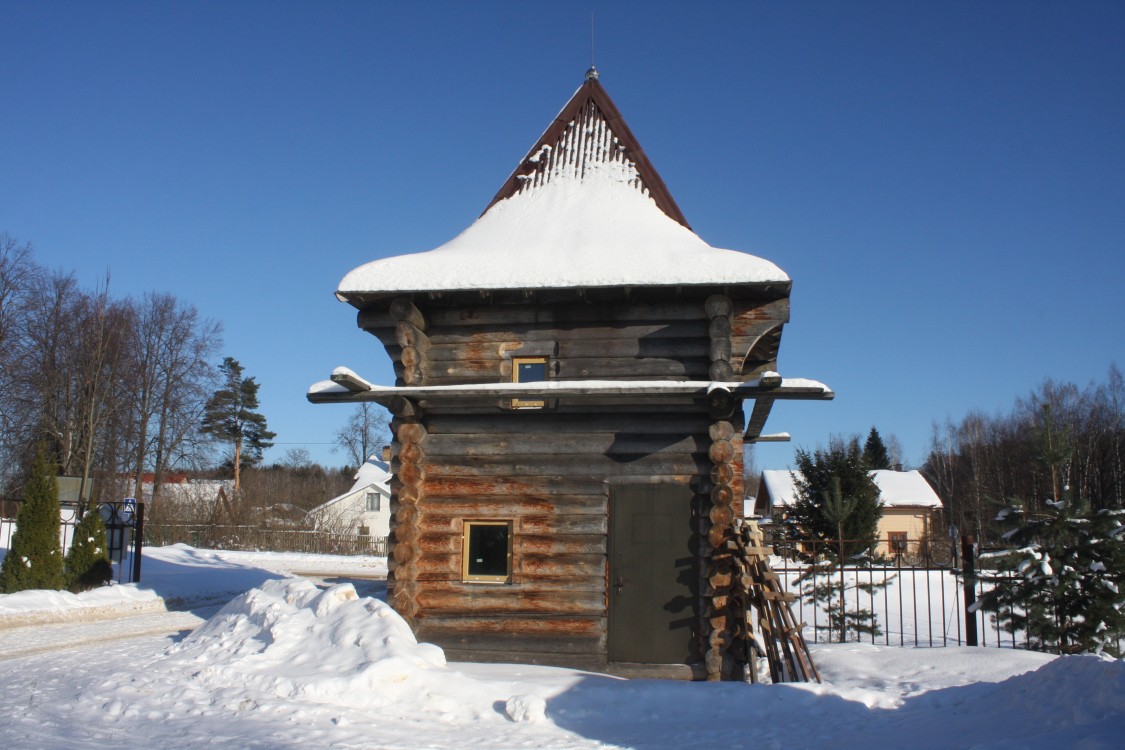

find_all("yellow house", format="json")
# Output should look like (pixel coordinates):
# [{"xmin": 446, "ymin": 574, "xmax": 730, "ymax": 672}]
[{"xmin": 752, "ymin": 469, "xmax": 944, "ymax": 556}]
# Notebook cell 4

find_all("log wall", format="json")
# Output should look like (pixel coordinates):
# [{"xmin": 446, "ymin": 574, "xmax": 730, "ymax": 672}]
[{"xmin": 374, "ymin": 289, "xmax": 777, "ymax": 672}]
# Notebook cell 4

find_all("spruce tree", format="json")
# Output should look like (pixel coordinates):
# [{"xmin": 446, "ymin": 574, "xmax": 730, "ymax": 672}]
[
  {"xmin": 862, "ymin": 427, "xmax": 891, "ymax": 470},
  {"xmin": 977, "ymin": 497, "xmax": 1125, "ymax": 655},
  {"xmin": 1, "ymin": 444, "xmax": 65, "ymax": 592},
  {"xmin": 64, "ymin": 508, "xmax": 113, "ymax": 592},
  {"xmin": 789, "ymin": 439, "xmax": 883, "ymax": 560}
]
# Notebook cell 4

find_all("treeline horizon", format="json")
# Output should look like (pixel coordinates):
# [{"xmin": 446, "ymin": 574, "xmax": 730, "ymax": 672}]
[{"xmin": 0, "ymin": 233, "xmax": 366, "ymax": 509}]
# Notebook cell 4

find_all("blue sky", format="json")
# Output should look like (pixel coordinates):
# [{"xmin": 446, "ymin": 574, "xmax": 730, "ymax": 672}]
[{"xmin": 2, "ymin": 1, "xmax": 1122, "ymax": 472}]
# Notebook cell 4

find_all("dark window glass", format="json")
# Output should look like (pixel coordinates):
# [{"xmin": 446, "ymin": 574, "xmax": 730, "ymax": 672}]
[
  {"xmin": 467, "ymin": 524, "xmax": 509, "ymax": 578},
  {"xmin": 517, "ymin": 360, "xmax": 547, "ymax": 383}
]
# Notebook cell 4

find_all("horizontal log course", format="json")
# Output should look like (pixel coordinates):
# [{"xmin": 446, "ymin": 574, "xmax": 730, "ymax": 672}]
[
  {"xmin": 422, "ymin": 431, "xmax": 709, "ymax": 457},
  {"xmin": 417, "ymin": 587, "xmax": 605, "ymax": 616},
  {"xmin": 416, "ymin": 531, "xmax": 606, "ymax": 556},
  {"xmin": 419, "ymin": 578, "xmax": 605, "ymax": 596},
  {"xmin": 425, "ymin": 320, "xmax": 709, "ymax": 345},
  {"xmin": 420, "ymin": 453, "xmax": 711, "ymax": 477},
  {"xmin": 415, "ymin": 619, "xmax": 606, "ymax": 656},
  {"xmin": 422, "ymin": 302, "xmax": 711, "ymax": 328},
  {"xmin": 423, "ymin": 356, "xmax": 712, "ymax": 382},
  {"xmin": 419, "ymin": 510, "xmax": 608, "ymax": 534},
  {"xmin": 423, "ymin": 412, "xmax": 713, "ymax": 435},
  {"xmin": 415, "ymin": 552, "xmax": 605, "ymax": 580},
  {"xmin": 414, "ymin": 492, "xmax": 607, "ymax": 517},
  {"xmin": 421, "ymin": 476, "xmax": 612, "ymax": 497},
  {"xmin": 424, "ymin": 336, "xmax": 711, "ymax": 362},
  {"xmin": 730, "ymin": 298, "xmax": 790, "ymax": 336},
  {"xmin": 439, "ymin": 647, "xmax": 608, "ymax": 670}
]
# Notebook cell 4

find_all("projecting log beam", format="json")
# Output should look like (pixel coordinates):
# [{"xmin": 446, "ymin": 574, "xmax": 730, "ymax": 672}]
[
  {"xmin": 330, "ymin": 368, "xmax": 372, "ymax": 393},
  {"xmin": 389, "ymin": 298, "xmax": 426, "ymax": 330}
]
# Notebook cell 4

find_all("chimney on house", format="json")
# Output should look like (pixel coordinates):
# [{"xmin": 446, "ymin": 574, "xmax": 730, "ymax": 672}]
[{"xmin": 382, "ymin": 445, "xmax": 392, "ymax": 462}]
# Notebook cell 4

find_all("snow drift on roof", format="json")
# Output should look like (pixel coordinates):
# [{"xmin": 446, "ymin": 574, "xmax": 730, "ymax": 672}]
[{"xmin": 338, "ymin": 83, "xmax": 787, "ymax": 296}]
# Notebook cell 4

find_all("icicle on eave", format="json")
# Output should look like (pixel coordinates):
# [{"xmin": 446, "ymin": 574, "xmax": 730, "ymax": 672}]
[{"xmin": 511, "ymin": 97, "xmax": 647, "ymax": 200}]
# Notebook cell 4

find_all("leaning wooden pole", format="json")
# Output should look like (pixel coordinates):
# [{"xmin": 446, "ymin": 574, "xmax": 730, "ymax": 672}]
[{"xmin": 729, "ymin": 519, "xmax": 820, "ymax": 683}]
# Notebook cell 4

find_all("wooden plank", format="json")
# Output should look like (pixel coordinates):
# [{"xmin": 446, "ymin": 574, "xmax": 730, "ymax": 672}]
[
  {"xmin": 422, "ymin": 356, "xmax": 711, "ymax": 382},
  {"xmin": 421, "ymin": 476, "xmax": 611, "ymax": 497}
]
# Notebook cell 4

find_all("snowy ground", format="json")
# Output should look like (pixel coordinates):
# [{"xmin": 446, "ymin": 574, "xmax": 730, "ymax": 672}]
[{"xmin": 1, "ymin": 545, "xmax": 1122, "ymax": 749}]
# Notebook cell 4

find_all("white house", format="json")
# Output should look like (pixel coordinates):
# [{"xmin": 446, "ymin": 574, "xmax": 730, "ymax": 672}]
[
  {"xmin": 752, "ymin": 469, "xmax": 944, "ymax": 554},
  {"xmin": 306, "ymin": 456, "xmax": 392, "ymax": 539}
]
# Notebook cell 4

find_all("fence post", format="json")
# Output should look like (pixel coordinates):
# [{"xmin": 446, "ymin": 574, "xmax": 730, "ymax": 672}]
[
  {"xmin": 961, "ymin": 534, "xmax": 978, "ymax": 646},
  {"xmin": 131, "ymin": 503, "xmax": 145, "ymax": 583}
]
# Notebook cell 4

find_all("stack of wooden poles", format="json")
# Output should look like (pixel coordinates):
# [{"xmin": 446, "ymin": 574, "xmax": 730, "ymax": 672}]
[{"xmin": 726, "ymin": 519, "xmax": 820, "ymax": 684}]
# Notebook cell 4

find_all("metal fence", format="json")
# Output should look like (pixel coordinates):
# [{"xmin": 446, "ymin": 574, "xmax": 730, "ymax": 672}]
[
  {"xmin": 0, "ymin": 500, "xmax": 144, "ymax": 585},
  {"xmin": 143, "ymin": 523, "xmax": 388, "ymax": 556},
  {"xmin": 766, "ymin": 535, "xmax": 1026, "ymax": 649}
]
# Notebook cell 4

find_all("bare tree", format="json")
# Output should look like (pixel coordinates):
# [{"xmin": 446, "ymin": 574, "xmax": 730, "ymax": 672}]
[{"xmin": 333, "ymin": 403, "xmax": 391, "ymax": 469}]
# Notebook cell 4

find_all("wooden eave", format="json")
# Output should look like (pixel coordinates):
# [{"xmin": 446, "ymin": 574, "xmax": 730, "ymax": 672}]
[
  {"xmin": 482, "ymin": 77, "xmax": 690, "ymax": 229},
  {"xmin": 307, "ymin": 377, "xmax": 834, "ymax": 406}
]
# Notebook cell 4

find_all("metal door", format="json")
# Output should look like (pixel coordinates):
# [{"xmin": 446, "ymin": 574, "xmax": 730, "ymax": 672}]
[{"xmin": 608, "ymin": 484, "xmax": 695, "ymax": 664}]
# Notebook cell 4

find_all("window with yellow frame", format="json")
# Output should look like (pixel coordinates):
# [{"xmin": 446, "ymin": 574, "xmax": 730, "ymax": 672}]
[
  {"xmin": 461, "ymin": 521, "xmax": 513, "ymax": 583},
  {"xmin": 511, "ymin": 356, "xmax": 548, "ymax": 408}
]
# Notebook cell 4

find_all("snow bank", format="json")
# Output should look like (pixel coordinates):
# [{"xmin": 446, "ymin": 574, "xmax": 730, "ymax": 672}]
[{"xmin": 167, "ymin": 578, "xmax": 445, "ymax": 708}]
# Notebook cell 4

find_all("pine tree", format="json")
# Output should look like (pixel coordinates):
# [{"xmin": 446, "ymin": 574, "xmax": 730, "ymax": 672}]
[
  {"xmin": 0, "ymin": 444, "xmax": 65, "ymax": 592},
  {"xmin": 863, "ymin": 427, "xmax": 891, "ymax": 470},
  {"xmin": 977, "ymin": 497, "xmax": 1125, "ymax": 656},
  {"xmin": 64, "ymin": 508, "xmax": 112, "ymax": 592},
  {"xmin": 200, "ymin": 357, "xmax": 276, "ymax": 496}
]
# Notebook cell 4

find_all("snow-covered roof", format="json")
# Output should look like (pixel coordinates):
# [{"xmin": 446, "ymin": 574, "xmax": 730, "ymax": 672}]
[
  {"xmin": 350, "ymin": 456, "xmax": 390, "ymax": 494},
  {"xmin": 337, "ymin": 78, "xmax": 788, "ymax": 298},
  {"xmin": 307, "ymin": 456, "xmax": 391, "ymax": 518},
  {"xmin": 759, "ymin": 469, "xmax": 943, "ymax": 509}
]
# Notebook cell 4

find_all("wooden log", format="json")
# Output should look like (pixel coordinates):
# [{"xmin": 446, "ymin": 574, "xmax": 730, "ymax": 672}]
[
  {"xmin": 395, "ymin": 321, "xmax": 431, "ymax": 351},
  {"xmin": 420, "ymin": 512, "xmax": 607, "ymax": 535},
  {"xmin": 707, "ymin": 387, "xmax": 735, "ymax": 419},
  {"xmin": 709, "ymin": 504, "xmax": 735, "ymax": 527},
  {"xmin": 704, "ymin": 294, "xmax": 733, "ymax": 319},
  {"xmin": 400, "ymin": 345, "xmax": 426, "ymax": 370},
  {"xmin": 422, "ymin": 476, "xmax": 612, "ymax": 498},
  {"xmin": 425, "ymin": 337, "xmax": 710, "ymax": 362},
  {"xmin": 395, "ymin": 421, "xmax": 427, "ymax": 444},
  {"xmin": 415, "ymin": 552, "xmax": 605, "ymax": 580},
  {"xmin": 386, "ymin": 395, "xmax": 420, "ymax": 418},
  {"xmin": 708, "ymin": 360, "xmax": 734, "ymax": 382},
  {"xmin": 398, "ymin": 442, "xmax": 424, "ymax": 463},
  {"xmin": 709, "ymin": 337, "xmax": 732, "ymax": 363},
  {"xmin": 416, "ymin": 531, "xmax": 606, "ymax": 556},
  {"xmin": 708, "ymin": 421, "xmax": 736, "ymax": 442},
  {"xmin": 708, "ymin": 315, "xmax": 731, "ymax": 340},
  {"xmin": 710, "ymin": 462, "xmax": 735, "ymax": 486},
  {"xmin": 389, "ymin": 298, "xmax": 426, "ymax": 330},
  {"xmin": 420, "ymin": 454, "xmax": 710, "ymax": 478},
  {"xmin": 418, "ymin": 490, "xmax": 607, "ymax": 516},
  {"xmin": 424, "ymin": 413, "xmax": 712, "ymax": 435},
  {"xmin": 417, "ymin": 588, "xmax": 606, "ymax": 616},
  {"xmin": 423, "ymin": 432, "xmax": 707, "ymax": 458},
  {"xmin": 708, "ymin": 439, "xmax": 735, "ymax": 464},
  {"xmin": 427, "ymin": 320, "xmax": 707, "ymax": 345},
  {"xmin": 424, "ymin": 301, "xmax": 709, "ymax": 328}
]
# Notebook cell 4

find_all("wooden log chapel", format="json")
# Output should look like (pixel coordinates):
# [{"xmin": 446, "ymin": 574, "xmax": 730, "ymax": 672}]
[{"xmin": 309, "ymin": 69, "xmax": 832, "ymax": 680}]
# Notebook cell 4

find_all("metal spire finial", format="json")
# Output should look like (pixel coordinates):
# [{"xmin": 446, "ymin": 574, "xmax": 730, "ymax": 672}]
[{"xmin": 586, "ymin": 12, "xmax": 599, "ymax": 81}]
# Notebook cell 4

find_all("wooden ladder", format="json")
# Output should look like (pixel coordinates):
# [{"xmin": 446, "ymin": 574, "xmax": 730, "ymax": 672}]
[{"xmin": 727, "ymin": 519, "xmax": 821, "ymax": 684}]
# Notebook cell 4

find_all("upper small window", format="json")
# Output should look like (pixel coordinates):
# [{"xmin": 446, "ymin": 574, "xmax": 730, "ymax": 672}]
[
  {"xmin": 366, "ymin": 492, "xmax": 380, "ymax": 512},
  {"xmin": 512, "ymin": 356, "xmax": 548, "ymax": 409}
]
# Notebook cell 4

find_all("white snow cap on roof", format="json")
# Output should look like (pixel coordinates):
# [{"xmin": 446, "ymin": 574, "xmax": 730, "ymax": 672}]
[
  {"xmin": 760, "ymin": 469, "xmax": 942, "ymax": 509},
  {"xmin": 338, "ymin": 91, "xmax": 787, "ymax": 295}
]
